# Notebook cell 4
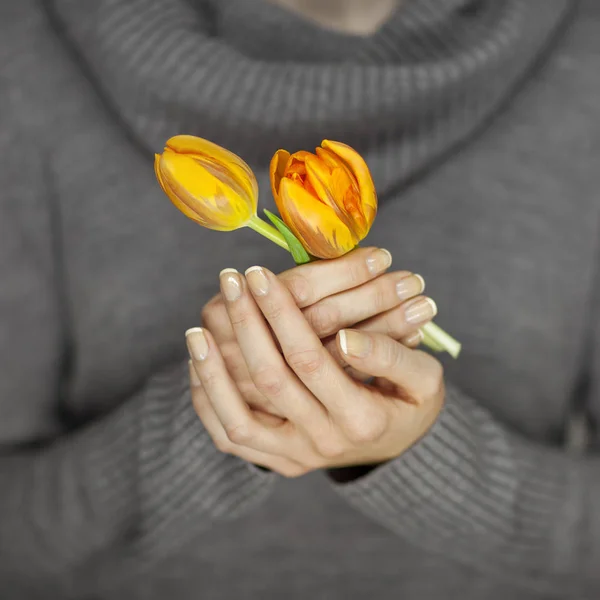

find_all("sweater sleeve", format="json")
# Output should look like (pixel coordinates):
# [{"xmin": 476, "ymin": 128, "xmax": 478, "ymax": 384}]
[
  {"xmin": 0, "ymin": 87, "xmax": 274, "ymax": 596},
  {"xmin": 330, "ymin": 383, "xmax": 599, "ymax": 598}
]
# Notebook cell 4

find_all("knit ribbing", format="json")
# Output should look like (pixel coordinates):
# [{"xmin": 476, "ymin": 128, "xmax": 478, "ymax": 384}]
[
  {"xmin": 334, "ymin": 383, "xmax": 599, "ymax": 595},
  {"xmin": 47, "ymin": 0, "xmax": 572, "ymax": 197},
  {"xmin": 0, "ymin": 358, "xmax": 274, "ymax": 593}
]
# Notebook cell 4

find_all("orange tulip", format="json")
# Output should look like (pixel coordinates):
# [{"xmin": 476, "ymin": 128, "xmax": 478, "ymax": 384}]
[
  {"xmin": 155, "ymin": 135, "xmax": 258, "ymax": 231},
  {"xmin": 270, "ymin": 140, "xmax": 378, "ymax": 259}
]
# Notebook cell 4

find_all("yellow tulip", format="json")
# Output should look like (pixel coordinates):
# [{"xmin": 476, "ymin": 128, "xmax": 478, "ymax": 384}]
[
  {"xmin": 270, "ymin": 140, "xmax": 378, "ymax": 259},
  {"xmin": 155, "ymin": 135, "xmax": 258, "ymax": 231}
]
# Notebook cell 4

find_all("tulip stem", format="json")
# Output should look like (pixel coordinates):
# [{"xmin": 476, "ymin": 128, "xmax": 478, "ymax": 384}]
[
  {"xmin": 421, "ymin": 322, "xmax": 462, "ymax": 359},
  {"xmin": 247, "ymin": 216, "xmax": 290, "ymax": 251}
]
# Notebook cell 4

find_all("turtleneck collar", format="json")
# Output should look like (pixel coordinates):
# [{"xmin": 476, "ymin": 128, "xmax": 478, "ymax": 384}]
[{"xmin": 45, "ymin": 0, "xmax": 574, "ymax": 197}]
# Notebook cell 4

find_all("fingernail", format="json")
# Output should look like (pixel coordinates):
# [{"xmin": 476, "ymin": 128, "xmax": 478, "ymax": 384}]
[
  {"xmin": 185, "ymin": 327, "xmax": 209, "ymax": 361},
  {"xmin": 366, "ymin": 248, "xmax": 392, "ymax": 275},
  {"xmin": 339, "ymin": 329, "xmax": 372, "ymax": 357},
  {"xmin": 245, "ymin": 266, "xmax": 270, "ymax": 296},
  {"xmin": 220, "ymin": 268, "xmax": 242, "ymax": 302},
  {"xmin": 188, "ymin": 359, "xmax": 201, "ymax": 387},
  {"xmin": 404, "ymin": 297, "xmax": 438, "ymax": 325},
  {"xmin": 396, "ymin": 274, "xmax": 426, "ymax": 300},
  {"xmin": 403, "ymin": 329, "xmax": 424, "ymax": 346}
]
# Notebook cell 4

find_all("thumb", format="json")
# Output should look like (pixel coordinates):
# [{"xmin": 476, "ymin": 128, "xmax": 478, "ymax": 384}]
[{"xmin": 337, "ymin": 329, "xmax": 441, "ymax": 400}]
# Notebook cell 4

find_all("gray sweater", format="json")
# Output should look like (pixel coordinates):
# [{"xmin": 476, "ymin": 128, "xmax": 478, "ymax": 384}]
[{"xmin": 1, "ymin": 0, "xmax": 600, "ymax": 597}]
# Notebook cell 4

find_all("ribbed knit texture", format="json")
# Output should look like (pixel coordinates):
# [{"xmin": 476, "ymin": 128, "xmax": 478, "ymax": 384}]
[
  {"xmin": 3, "ymin": 0, "xmax": 600, "ymax": 598},
  {"xmin": 48, "ymin": 0, "xmax": 570, "ymax": 195}
]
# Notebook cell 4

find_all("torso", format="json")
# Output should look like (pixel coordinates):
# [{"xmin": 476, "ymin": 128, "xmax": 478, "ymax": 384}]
[{"xmin": 4, "ymin": 0, "xmax": 600, "ymax": 597}]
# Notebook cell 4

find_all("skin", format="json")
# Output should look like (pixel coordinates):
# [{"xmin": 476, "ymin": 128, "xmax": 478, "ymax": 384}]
[
  {"xmin": 266, "ymin": 0, "xmax": 400, "ymax": 35},
  {"xmin": 187, "ymin": 248, "xmax": 445, "ymax": 477}
]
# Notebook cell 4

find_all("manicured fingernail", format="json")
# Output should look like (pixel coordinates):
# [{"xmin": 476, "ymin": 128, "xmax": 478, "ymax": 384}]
[
  {"xmin": 404, "ymin": 297, "xmax": 438, "ymax": 325},
  {"xmin": 188, "ymin": 360, "xmax": 201, "ymax": 386},
  {"xmin": 366, "ymin": 248, "xmax": 392, "ymax": 275},
  {"xmin": 245, "ymin": 266, "xmax": 270, "ymax": 295},
  {"xmin": 220, "ymin": 268, "xmax": 242, "ymax": 302},
  {"xmin": 414, "ymin": 274, "xmax": 425, "ymax": 292},
  {"xmin": 339, "ymin": 329, "xmax": 372, "ymax": 357},
  {"xmin": 396, "ymin": 274, "xmax": 425, "ymax": 300},
  {"xmin": 185, "ymin": 327, "xmax": 209, "ymax": 361},
  {"xmin": 403, "ymin": 329, "xmax": 424, "ymax": 346}
]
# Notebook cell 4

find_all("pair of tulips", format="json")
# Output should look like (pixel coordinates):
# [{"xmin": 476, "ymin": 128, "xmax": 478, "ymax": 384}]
[{"xmin": 155, "ymin": 135, "xmax": 460, "ymax": 357}]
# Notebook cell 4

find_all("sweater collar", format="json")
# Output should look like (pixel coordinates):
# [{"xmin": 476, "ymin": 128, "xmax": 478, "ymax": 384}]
[{"xmin": 46, "ymin": 0, "xmax": 573, "ymax": 194}]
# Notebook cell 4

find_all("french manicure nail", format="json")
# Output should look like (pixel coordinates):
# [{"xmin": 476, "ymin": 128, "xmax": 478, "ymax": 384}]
[
  {"xmin": 366, "ymin": 248, "xmax": 392, "ymax": 275},
  {"xmin": 339, "ymin": 329, "xmax": 372, "ymax": 357},
  {"xmin": 245, "ymin": 266, "xmax": 270, "ymax": 295},
  {"xmin": 396, "ymin": 274, "xmax": 425, "ymax": 300},
  {"xmin": 403, "ymin": 329, "xmax": 424, "ymax": 346},
  {"xmin": 414, "ymin": 274, "xmax": 426, "ymax": 293},
  {"xmin": 220, "ymin": 268, "xmax": 242, "ymax": 302},
  {"xmin": 188, "ymin": 359, "xmax": 201, "ymax": 386},
  {"xmin": 185, "ymin": 327, "xmax": 209, "ymax": 361},
  {"xmin": 404, "ymin": 297, "xmax": 438, "ymax": 325}
]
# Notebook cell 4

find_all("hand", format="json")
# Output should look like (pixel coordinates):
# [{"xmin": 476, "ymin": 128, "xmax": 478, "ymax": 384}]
[
  {"xmin": 200, "ymin": 248, "xmax": 436, "ymax": 418},
  {"xmin": 187, "ymin": 264, "xmax": 445, "ymax": 477}
]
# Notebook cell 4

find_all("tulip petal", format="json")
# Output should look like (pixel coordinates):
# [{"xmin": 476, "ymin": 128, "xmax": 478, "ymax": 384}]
[
  {"xmin": 278, "ymin": 178, "xmax": 358, "ymax": 259},
  {"xmin": 166, "ymin": 135, "xmax": 258, "ymax": 211},
  {"xmin": 305, "ymin": 154, "xmax": 360, "ymax": 231},
  {"xmin": 270, "ymin": 149, "xmax": 290, "ymax": 207},
  {"xmin": 155, "ymin": 153, "xmax": 207, "ymax": 226},
  {"xmin": 314, "ymin": 147, "xmax": 368, "ymax": 238},
  {"xmin": 159, "ymin": 149, "xmax": 254, "ymax": 231},
  {"xmin": 321, "ymin": 140, "xmax": 377, "ymax": 238}
]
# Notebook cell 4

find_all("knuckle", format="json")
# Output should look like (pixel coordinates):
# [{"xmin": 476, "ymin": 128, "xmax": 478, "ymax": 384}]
[
  {"xmin": 286, "ymin": 348, "xmax": 325, "ymax": 378},
  {"xmin": 229, "ymin": 309, "xmax": 252, "ymax": 330},
  {"xmin": 305, "ymin": 303, "xmax": 340, "ymax": 337},
  {"xmin": 282, "ymin": 273, "xmax": 312, "ymax": 307},
  {"xmin": 202, "ymin": 371, "xmax": 222, "ymax": 394},
  {"xmin": 315, "ymin": 437, "xmax": 345, "ymax": 459},
  {"xmin": 214, "ymin": 437, "xmax": 234, "ymax": 454},
  {"xmin": 381, "ymin": 340, "xmax": 402, "ymax": 371},
  {"xmin": 262, "ymin": 299, "xmax": 284, "ymax": 321},
  {"xmin": 347, "ymin": 261, "xmax": 365, "ymax": 287},
  {"xmin": 225, "ymin": 421, "xmax": 255, "ymax": 445},
  {"xmin": 372, "ymin": 286, "xmax": 388, "ymax": 313},
  {"xmin": 421, "ymin": 358, "xmax": 445, "ymax": 402},
  {"xmin": 345, "ymin": 410, "xmax": 388, "ymax": 443},
  {"xmin": 251, "ymin": 366, "xmax": 285, "ymax": 397}
]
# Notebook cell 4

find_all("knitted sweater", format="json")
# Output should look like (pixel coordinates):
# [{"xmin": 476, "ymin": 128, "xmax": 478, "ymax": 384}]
[{"xmin": 1, "ymin": 0, "xmax": 600, "ymax": 598}]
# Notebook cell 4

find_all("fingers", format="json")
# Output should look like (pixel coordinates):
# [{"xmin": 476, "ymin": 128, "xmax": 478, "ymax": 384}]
[
  {"xmin": 337, "ymin": 329, "xmax": 444, "ymax": 405},
  {"xmin": 278, "ymin": 247, "xmax": 392, "ymax": 308},
  {"xmin": 244, "ymin": 266, "xmax": 366, "ymax": 422},
  {"xmin": 322, "ymin": 294, "xmax": 436, "ymax": 374},
  {"xmin": 186, "ymin": 327, "xmax": 290, "ymax": 454},
  {"xmin": 218, "ymin": 269, "xmax": 328, "ymax": 426},
  {"xmin": 301, "ymin": 272, "xmax": 425, "ymax": 338},
  {"xmin": 201, "ymin": 294, "xmax": 235, "ymax": 344},
  {"xmin": 400, "ymin": 329, "xmax": 425, "ymax": 349},
  {"xmin": 189, "ymin": 363, "xmax": 308, "ymax": 477}
]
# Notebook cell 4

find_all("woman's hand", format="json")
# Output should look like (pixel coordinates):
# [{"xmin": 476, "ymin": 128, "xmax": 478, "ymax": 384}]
[
  {"xmin": 200, "ymin": 248, "xmax": 436, "ymax": 418},
  {"xmin": 187, "ymin": 261, "xmax": 444, "ymax": 477}
]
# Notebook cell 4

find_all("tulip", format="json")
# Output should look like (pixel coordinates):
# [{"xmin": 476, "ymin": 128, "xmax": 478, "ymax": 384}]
[
  {"xmin": 155, "ymin": 135, "xmax": 461, "ymax": 358},
  {"xmin": 155, "ymin": 135, "xmax": 290, "ymax": 249},
  {"xmin": 270, "ymin": 140, "xmax": 378, "ymax": 259}
]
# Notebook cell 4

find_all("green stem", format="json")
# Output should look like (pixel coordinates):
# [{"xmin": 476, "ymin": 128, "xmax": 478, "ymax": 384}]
[
  {"xmin": 247, "ymin": 215, "xmax": 290, "ymax": 251},
  {"xmin": 421, "ymin": 322, "xmax": 462, "ymax": 359}
]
